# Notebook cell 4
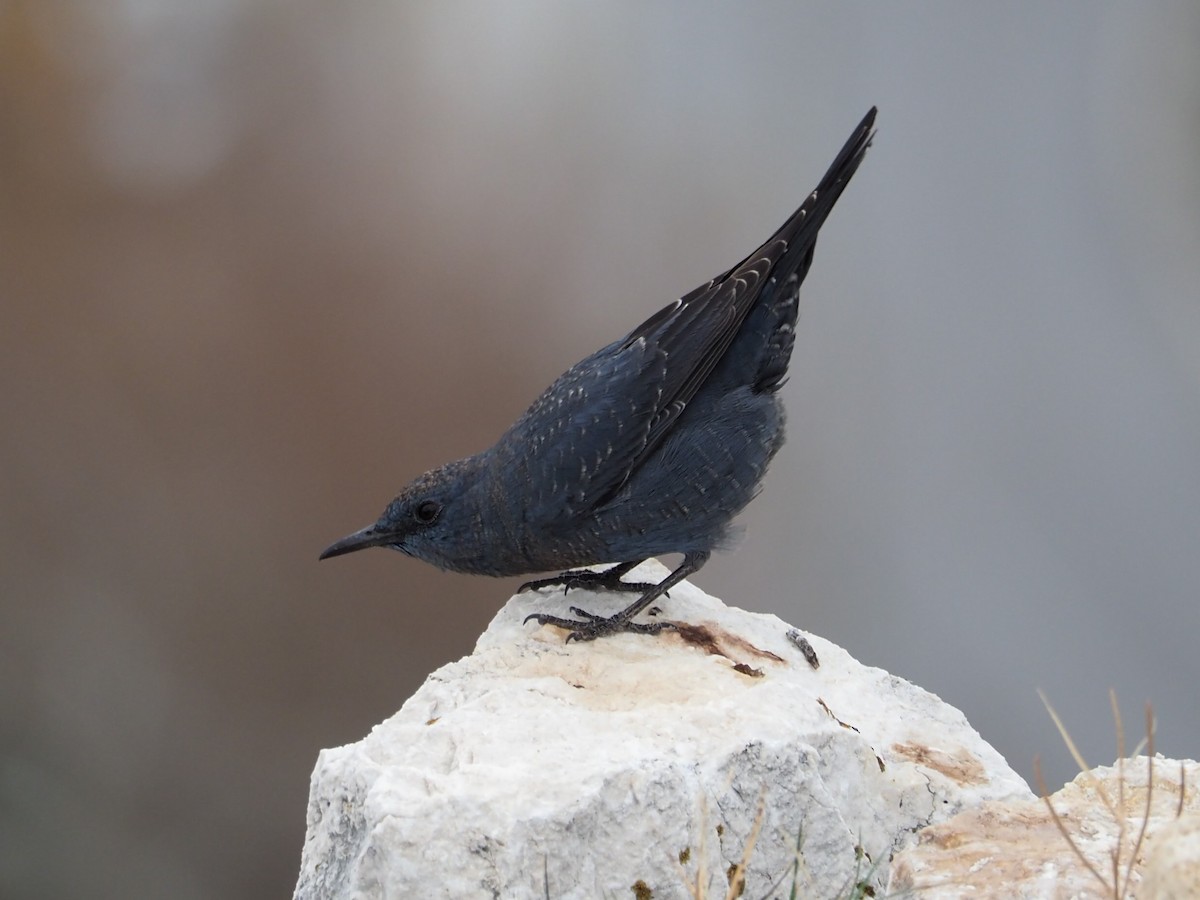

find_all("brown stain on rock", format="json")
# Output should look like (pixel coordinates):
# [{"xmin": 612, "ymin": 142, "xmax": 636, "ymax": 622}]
[
  {"xmin": 891, "ymin": 740, "xmax": 987, "ymax": 786},
  {"xmin": 817, "ymin": 697, "xmax": 860, "ymax": 733},
  {"xmin": 668, "ymin": 621, "xmax": 783, "ymax": 677}
]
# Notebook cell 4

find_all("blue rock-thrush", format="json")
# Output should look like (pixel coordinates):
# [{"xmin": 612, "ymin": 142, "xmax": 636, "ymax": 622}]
[{"xmin": 320, "ymin": 107, "xmax": 876, "ymax": 641}]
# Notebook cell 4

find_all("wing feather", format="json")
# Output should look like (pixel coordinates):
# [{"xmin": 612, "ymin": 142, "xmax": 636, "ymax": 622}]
[{"xmin": 501, "ymin": 108, "xmax": 877, "ymax": 520}]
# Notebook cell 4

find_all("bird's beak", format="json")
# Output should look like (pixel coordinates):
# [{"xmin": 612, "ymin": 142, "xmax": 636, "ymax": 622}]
[{"xmin": 318, "ymin": 524, "xmax": 397, "ymax": 560}]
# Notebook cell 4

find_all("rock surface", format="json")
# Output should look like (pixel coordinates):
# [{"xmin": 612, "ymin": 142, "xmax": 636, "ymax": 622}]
[
  {"xmin": 1142, "ymin": 808, "xmax": 1200, "ymax": 899},
  {"xmin": 888, "ymin": 755, "xmax": 1200, "ymax": 899},
  {"xmin": 294, "ymin": 561, "xmax": 1031, "ymax": 899}
]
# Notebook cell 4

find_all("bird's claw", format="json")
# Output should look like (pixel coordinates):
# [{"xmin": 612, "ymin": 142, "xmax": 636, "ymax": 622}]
[
  {"xmin": 517, "ymin": 568, "xmax": 656, "ymax": 596},
  {"xmin": 524, "ymin": 610, "xmax": 675, "ymax": 643}
]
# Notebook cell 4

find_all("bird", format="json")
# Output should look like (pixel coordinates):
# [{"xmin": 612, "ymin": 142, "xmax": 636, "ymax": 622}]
[{"xmin": 320, "ymin": 107, "xmax": 876, "ymax": 642}]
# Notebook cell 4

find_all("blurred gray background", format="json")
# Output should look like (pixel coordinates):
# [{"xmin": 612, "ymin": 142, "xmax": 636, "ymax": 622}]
[{"xmin": 3, "ymin": 2, "xmax": 1199, "ymax": 897}]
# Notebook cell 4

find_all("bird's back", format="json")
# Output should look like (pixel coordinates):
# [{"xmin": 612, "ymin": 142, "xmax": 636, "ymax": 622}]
[{"xmin": 481, "ymin": 109, "xmax": 876, "ymax": 572}]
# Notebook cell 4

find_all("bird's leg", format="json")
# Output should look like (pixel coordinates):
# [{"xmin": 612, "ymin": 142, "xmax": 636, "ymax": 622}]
[
  {"xmin": 524, "ymin": 552, "xmax": 709, "ymax": 642},
  {"xmin": 517, "ymin": 560, "xmax": 655, "ymax": 595}
]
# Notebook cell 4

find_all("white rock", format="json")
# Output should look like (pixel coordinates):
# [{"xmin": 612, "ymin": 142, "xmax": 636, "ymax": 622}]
[
  {"xmin": 1143, "ymin": 811, "xmax": 1200, "ymax": 899},
  {"xmin": 888, "ymin": 755, "xmax": 1200, "ymax": 899},
  {"xmin": 294, "ymin": 561, "xmax": 1031, "ymax": 900}
]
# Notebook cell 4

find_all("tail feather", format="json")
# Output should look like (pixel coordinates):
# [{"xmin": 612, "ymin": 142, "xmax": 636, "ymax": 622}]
[{"xmin": 753, "ymin": 273, "xmax": 802, "ymax": 393}]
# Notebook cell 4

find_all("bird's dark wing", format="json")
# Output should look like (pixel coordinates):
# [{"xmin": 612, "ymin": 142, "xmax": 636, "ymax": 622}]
[
  {"xmin": 502, "ymin": 108, "xmax": 876, "ymax": 520},
  {"xmin": 496, "ymin": 333, "xmax": 676, "ymax": 520},
  {"xmin": 620, "ymin": 106, "xmax": 876, "ymax": 473}
]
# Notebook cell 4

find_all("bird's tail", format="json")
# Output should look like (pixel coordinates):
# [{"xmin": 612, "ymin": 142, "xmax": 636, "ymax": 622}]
[
  {"xmin": 747, "ymin": 107, "xmax": 876, "ymax": 392},
  {"xmin": 751, "ymin": 274, "xmax": 802, "ymax": 393},
  {"xmin": 769, "ymin": 106, "xmax": 876, "ymax": 277}
]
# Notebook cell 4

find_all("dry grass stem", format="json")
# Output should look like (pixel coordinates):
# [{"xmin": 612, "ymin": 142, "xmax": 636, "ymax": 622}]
[
  {"xmin": 1034, "ymin": 754, "xmax": 1110, "ymax": 889},
  {"xmin": 1037, "ymin": 691, "xmax": 1161, "ymax": 900},
  {"xmin": 724, "ymin": 791, "xmax": 767, "ymax": 900}
]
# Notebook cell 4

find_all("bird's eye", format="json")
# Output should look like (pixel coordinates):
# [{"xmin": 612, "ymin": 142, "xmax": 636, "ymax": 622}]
[{"xmin": 414, "ymin": 500, "xmax": 441, "ymax": 524}]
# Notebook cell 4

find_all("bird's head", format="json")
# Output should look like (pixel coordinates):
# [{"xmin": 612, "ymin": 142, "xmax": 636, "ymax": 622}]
[{"xmin": 318, "ymin": 459, "xmax": 485, "ymax": 573}]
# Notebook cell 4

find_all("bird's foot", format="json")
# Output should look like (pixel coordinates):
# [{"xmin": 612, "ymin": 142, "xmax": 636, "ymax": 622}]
[
  {"xmin": 517, "ymin": 566, "xmax": 656, "ymax": 596},
  {"xmin": 523, "ymin": 608, "xmax": 675, "ymax": 643}
]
